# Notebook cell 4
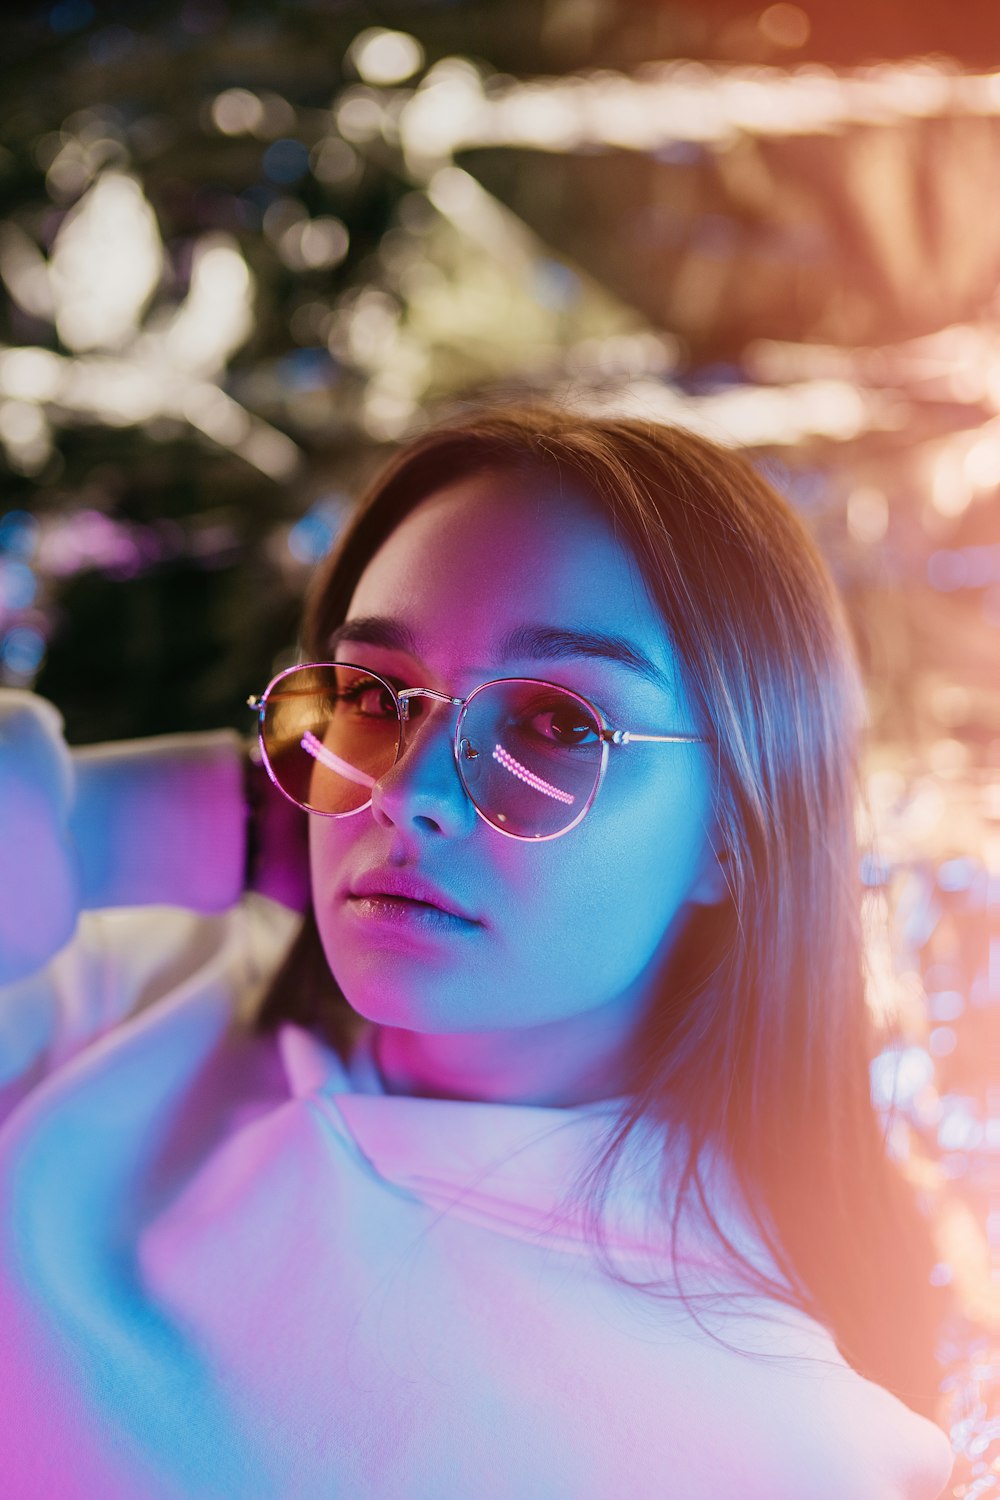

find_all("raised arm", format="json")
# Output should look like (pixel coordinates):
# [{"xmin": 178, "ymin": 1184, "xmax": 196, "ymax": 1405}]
[
  {"xmin": 1, "ymin": 689, "xmax": 309, "ymax": 989},
  {"xmin": 69, "ymin": 727, "xmax": 249, "ymax": 916}
]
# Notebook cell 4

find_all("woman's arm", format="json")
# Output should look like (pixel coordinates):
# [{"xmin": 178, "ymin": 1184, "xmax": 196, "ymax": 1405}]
[
  {"xmin": 70, "ymin": 726, "xmax": 310, "ymax": 916},
  {"xmin": 1, "ymin": 690, "xmax": 310, "ymax": 989},
  {"xmin": 0, "ymin": 689, "xmax": 308, "ymax": 1118},
  {"xmin": 70, "ymin": 729, "xmax": 249, "ymax": 915}
]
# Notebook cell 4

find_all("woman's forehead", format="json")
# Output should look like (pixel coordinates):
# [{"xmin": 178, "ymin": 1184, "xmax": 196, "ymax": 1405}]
[{"xmin": 345, "ymin": 472, "xmax": 672, "ymax": 670}]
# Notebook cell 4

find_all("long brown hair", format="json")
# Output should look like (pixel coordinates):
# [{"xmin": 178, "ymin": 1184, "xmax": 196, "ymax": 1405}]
[{"xmin": 257, "ymin": 401, "xmax": 949, "ymax": 1417}]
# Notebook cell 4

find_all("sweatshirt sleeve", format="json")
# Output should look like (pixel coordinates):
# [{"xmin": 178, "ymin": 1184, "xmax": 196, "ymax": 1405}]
[
  {"xmin": 0, "ymin": 894, "xmax": 302, "ymax": 1128},
  {"xmin": 70, "ymin": 728, "xmax": 249, "ymax": 915}
]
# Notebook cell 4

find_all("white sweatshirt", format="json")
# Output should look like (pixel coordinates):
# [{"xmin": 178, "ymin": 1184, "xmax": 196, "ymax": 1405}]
[{"xmin": 0, "ymin": 896, "xmax": 954, "ymax": 1499}]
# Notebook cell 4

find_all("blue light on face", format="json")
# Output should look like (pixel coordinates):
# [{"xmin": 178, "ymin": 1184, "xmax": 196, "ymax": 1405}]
[{"xmin": 312, "ymin": 471, "xmax": 721, "ymax": 1068}]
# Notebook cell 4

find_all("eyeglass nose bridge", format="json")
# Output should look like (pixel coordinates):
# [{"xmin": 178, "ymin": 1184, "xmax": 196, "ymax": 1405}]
[
  {"xmin": 395, "ymin": 685, "xmax": 464, "ymax": 725},
  {"xmin": 388, "ymin": 686, "xmax": 472, "ymax": 811}
]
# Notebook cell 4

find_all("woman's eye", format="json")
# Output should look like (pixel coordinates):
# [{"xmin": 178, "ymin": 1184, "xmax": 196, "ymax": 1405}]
[
  {"xmin": 522, "ymin": 704, "xmax": 598, "ymax": 747},
  {"xmin": 337, "ymin": 683, "xmax": 397, "ymax": 718}
]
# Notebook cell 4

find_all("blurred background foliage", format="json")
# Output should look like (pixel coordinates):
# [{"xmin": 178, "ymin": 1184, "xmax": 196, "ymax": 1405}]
[
  {"xmin": 0, "ymin": 2, "xmax": 997, "ymax": 1482},
  {"xmin": 2, "ymin": 0, "xmax": 999, "ymax": 752}
]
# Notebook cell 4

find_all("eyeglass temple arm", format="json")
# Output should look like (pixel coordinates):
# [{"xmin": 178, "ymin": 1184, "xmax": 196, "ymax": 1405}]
[{"xmin": 605, "ymin": 730, "xmax": 708, "ymax": 745}]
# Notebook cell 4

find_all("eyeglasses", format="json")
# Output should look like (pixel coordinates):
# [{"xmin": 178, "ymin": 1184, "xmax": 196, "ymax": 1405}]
[{"xmin": 248, "ymin": 662, "xmax": 708, "ymax": 842}]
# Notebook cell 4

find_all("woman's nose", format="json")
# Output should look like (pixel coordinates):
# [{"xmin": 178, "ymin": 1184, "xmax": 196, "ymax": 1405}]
[{"xmin": 369, "ymin": 702, "xmax": 477, "ymax": 839}]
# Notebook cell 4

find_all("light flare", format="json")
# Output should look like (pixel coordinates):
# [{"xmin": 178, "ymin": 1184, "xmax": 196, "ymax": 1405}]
[{"xmin": 301, "ymin": 730, "xmax": 376, "ymax": 790}]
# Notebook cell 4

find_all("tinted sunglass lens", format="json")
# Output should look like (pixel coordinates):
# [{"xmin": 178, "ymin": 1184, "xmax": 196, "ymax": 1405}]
[
  {"xmin": 261, "ymin": 665, "xmax": 400, "ymax": 815},
  {"xmin": 458, "ymin": 682, "xmax": 603, "ymax": 838}
]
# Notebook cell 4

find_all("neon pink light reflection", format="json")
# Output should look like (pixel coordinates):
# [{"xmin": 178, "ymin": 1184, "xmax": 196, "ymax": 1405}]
[
  {"xmin": 492, "ymin": 743, "xmax": 575, "ymax": 804},
  {"xmin": 301, "ymin": 731, "xmax": 376, "ymax": 789}
]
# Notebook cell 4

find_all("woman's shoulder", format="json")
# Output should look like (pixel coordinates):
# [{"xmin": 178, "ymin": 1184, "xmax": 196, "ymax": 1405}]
[
  {"xmin": 772, "ymin": 1342, "xmax": 954, "ymax": 1499},
  {"xmin": 620, "ymin": 1136, "xmax": 954, "ymax": 1497},
  {"xmin": 661, "ymin": 1294, "xmax": 950, "ymax": 1498}
]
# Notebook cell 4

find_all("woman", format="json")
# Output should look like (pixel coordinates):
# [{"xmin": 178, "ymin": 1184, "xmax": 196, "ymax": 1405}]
[{"xmin": 0, "ymin": 403, "xmax": 954, "ymax": 1497}]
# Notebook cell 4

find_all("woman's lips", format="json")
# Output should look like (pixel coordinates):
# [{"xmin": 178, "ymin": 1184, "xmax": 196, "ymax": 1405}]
[
  {"xmin": 347, "ymin": 869, "xmax": 482, "ymax": 924},
  {"xmin": 345, "ymin": 892, "xmax": 482, "ymax": 933}
]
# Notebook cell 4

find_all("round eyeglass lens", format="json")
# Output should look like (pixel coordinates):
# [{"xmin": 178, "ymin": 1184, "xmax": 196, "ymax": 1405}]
[
  {"xmin": 261, "ymin": 664, "xmax": 400, "ymax": 815},
  {"xmin": 457, "ymin": 680, "xmax": 605, "ymax": 838}
]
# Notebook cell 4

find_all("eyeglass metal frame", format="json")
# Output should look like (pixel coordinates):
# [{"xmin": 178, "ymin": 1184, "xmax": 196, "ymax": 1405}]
[{"xmin": 248, "ymin": 660, "xmax": 709, "ymax": 842}]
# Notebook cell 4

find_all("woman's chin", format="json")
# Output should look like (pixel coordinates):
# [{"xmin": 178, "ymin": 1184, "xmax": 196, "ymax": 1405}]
[{"xmin": 332, "ymin": 964, "xmax": 478, "ymax": 1034}]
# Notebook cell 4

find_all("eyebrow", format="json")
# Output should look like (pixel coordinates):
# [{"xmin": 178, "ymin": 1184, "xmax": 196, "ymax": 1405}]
[
  {"xmin": 328, "ymin": 617, "xmax": 418, "ymax": 655},
  {"xmin": 497, "ymin": 623, "xmax": 673, "ymax": 691},
  {"xmin": 328, "ymin": 616, "xmax": 673, "ymax": 692}
]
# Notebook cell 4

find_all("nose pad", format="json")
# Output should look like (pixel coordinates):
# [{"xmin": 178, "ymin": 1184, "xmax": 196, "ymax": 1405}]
[
  {"xmin": 457, "ymin": 734, "xmax": 482, "ymax": 792},
  {"xmin": 392, "ymin": 693, "xmax": 433, "ymax": 758}
]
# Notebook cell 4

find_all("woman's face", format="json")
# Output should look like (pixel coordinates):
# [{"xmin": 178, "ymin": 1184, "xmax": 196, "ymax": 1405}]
[{"xmin": 309, "ymin": 467, "xmax": 726, "ymax": 1101}]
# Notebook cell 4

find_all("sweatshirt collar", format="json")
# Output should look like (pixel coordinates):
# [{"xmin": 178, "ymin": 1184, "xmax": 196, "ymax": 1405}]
[{"xmin": 277, "ymin": 1021, "xmax": 764, "ymax": 1273}]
